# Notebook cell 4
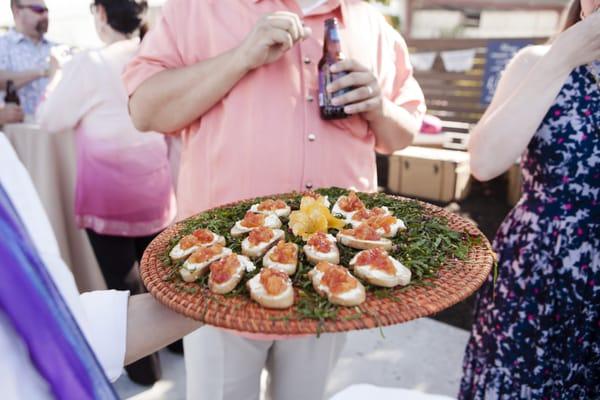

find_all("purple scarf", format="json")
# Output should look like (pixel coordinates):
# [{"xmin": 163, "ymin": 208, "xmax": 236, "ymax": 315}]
[{"xmin": 0, "ymin": 184, "xmax": 118, "ymax": 399}]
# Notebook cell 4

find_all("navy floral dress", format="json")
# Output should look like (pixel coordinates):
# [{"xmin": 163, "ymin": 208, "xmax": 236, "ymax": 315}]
[{"xmin": 459, "ymin": 64, "xmax": 600, "ymax": 399}]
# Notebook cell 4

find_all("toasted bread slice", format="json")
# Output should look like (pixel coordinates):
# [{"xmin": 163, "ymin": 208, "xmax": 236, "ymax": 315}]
[
  {"xmin": 262, "ymin": 241, "xmax": 298, "ymax": 275},
  {"xmin": 241, "ymin": 228, "xmax": 285, "ymax": 259},
  {"xmin": 179, "ymin": 245, "xmax": 232, "ymax": 282},
  {"xmin": 336, "ymin": 231, "xmax": 392, "ymax": 250},
  {"xmin": 349, "ymin": 249, "xmax": 411, "ymax": 287},
  {"xmin": 308, "ymin": 262, "xmax": 366, "ymax": 307},
  {"xmin": 208, "ymin": 254, "xmax": 253, "ymax": 294},
  {"xmin": 247, "ymin": 268, "xmax": 294, "ymax": 309}
]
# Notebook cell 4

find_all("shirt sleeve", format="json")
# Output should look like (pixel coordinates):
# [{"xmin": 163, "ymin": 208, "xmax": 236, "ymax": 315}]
[
  {"xmin": 36, "ymin": 53, "xmax": 98, "ymax": 133},
  {"xmin": 377, "ymin": 19, "xmax": 426, "ymax": 123},
  {"xmin": 0, "ymin": 37, "xmax": 9, "ymax": 70},
  {"xmin": 122, "ymin": 0, "xmax": 185, "ymax": 97},
  {"xmin": 79, "ymin": 290, "xmax": 129, "ymax": 382}
]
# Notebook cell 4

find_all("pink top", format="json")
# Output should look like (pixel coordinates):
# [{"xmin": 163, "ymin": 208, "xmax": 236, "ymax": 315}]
[
  {"xmin": 123, "ymin": 0, "xmax": 425, "ymax": 338},
  {"xmin": 38, "ymin": 39, "xmax": 176, "ymax": 237}
]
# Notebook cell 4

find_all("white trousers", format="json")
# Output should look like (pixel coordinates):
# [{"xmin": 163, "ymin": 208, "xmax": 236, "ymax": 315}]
[{"xmin": 184, "ymin": 326, "xmax": 347, "ymax": 400}]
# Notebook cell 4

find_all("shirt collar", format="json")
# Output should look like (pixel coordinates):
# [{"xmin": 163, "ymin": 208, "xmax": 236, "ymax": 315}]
[{"xmin": 251, "ymin": 0, "xmax": 347, "ymax": 22}]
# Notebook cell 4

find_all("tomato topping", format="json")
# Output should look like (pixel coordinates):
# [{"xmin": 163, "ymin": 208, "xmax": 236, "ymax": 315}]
[
  {"xmin": 269, "ymin": 241, "xmax": 297, "ymax": 264},
  {"xmin": 188, "ymin": 244, "xmax": 224, "ymax": 263},
  {"xmin": 338, "ymin": 191, "xmax": 365, "ymax": 212},
  {"xmin": 210, "ymin": 254, "xmax": 240, "ymax": 284},
  {"xmin": 342, "ymin": 224, "xmax": 381, "ymax": 241},
  {"xmin": 317, "ymin": 262, "xmax": 358, "ymax": 294},
  {"xmin": 257, "ymin": 199, "xmax": 287, "ymax": 211},
  {"xmin": 260, "ymin": 268, "xmax": 289, "ymax": 296},
  {"xmin": 192, "ymin": 229, "xmax": 215, "ymax": 244},
  {"xmin": 351, "ymin": 207, "xmax": 387, "ymax": 222},
  {"xmin": 355, "ymin": 248, "xmax": 395, "ymax": 275},
  {"xmin": 248, "ymin": 226, "xmax": 275, "ymax": 246},
  {"xmin": 241, "ymin": 212, "xmax": 266, "ymax": 228},
  {"xmin": 307, "ymin": 232, "xmax": 332, "ymax": 253},
  {"xmin": 365, "ymin": 215, "xmax": 397, "ymax": 234},
  {"xmin": 179, "ymin": 235, "xmax": 199, "ymax": 250}
]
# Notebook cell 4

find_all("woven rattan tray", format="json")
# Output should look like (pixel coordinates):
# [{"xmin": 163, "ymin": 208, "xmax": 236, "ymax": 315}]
[{"xmin": 140, "ymin": 191, "xmax": 494, "ymax": 335}]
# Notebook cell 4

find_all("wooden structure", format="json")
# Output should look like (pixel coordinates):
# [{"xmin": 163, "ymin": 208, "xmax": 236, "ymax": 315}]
[{"xmin": 406, "ymin": 37, "xmax": 547, "ymax": 136}]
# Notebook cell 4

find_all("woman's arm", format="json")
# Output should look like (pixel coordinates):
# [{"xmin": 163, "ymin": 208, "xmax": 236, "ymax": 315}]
[
  {"xmin": 124, "ymin": 293, "xmax": 201, "ymax": 365},
  {"xmin": 469, "ymin": 13, "xmax": 600, "ymax": 181}
]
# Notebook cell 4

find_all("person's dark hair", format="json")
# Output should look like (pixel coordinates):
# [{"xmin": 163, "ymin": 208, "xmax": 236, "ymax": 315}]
[
  {"xmin": 94, "ymin": 0, "xmax": 148, "ymax": 38},
  {"xmin": 561, "ymin": 0, "xmax": 582, "ymax": 32}
]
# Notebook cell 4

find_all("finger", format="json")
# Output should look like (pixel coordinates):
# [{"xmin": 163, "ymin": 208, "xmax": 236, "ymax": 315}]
[
  {"xmin": 330, "ymin": 84, "xmax": 380, "ymax": 106},
  {"xmin": 272, "ymin": 11, "xmax": 308, "ymax": 39},
  {"xmin": 330, "ymin": 59, "xmax": 369, "ymax": 74},
  {"xmin": 343, "ymin": 97, "xmax": 382, "ymax": 115},
  {"xmin": 327, "ymin": 71, "xmax": 376, "ymax": 93},
  {"xmin": 268, "ymin": 28, "xmax": 294, "ymax": 52},
  {"xmin": 267, "ymin": 14, "xmax": 300, "ymax": 42}
]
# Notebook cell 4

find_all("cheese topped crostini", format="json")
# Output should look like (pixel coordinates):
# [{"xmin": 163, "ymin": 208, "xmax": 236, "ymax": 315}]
[
  {"xmin": 230, "ymin": 211, "xmax": 282, "ymax": 237},
  {"xmin": 241, "ymin": 227, "xmax": 285, "ymax": 259},
  {"xmin": 362, "ymin": 215, "xmax": 406, "ymax": 238},
  {"xmin": 308, "ymin": 262, "xmax": 366, "ymax": 307},
  {"xmin": 169, "ymin": 228, "xmax": 226, "ymax": 261},
  {"xmin": 262, "ymin": 240, "xmax": 298, "ymax": 275},
  {"xmin": 303, "ymin": 232, "xmax": 340, "ymax": 265},
  {"xmin": 180, "ymin": 244, "xmax": 232, "ymax": 282},
  {"xmin": 247, "ymin": 267, "xmax": 294, "ymax": 309},
  {"xmin": 349, "ymin": 248, "xmax": 411, "ymax": 288},
  {"xmin": 208, "ymin": 253, "xmax": 254, "ymax": 294},
  {"xmin": 337, "ymin": 223, "xmax": 392, "ymax": 251},
  {"xmin": 249, "ymin": 199, "xmax": 291, "ymax": 218},
  {"xmin": 349, "ymin": 207, "xmax": 391, "ymax": 227},
  {"xmin": 331, "ymin": 191, "xmax": 366, "ymax": 221}
]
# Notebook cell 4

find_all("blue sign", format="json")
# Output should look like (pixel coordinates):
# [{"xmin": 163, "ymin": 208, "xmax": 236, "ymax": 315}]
[{"xmin": 480, "ymin": 39, "xmax": 534, "ymax": 105}]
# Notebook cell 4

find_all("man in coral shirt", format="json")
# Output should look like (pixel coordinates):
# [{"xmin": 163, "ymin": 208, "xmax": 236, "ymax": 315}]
[{"xmin": 123, "ymin": 0, "xmax": 425, "ymax": 399}]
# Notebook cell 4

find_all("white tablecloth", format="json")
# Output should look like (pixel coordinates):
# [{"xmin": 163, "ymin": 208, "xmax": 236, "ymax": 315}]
[{"xmin": 2, "ymin": 123, "xmax": 106, "ymax": 292}]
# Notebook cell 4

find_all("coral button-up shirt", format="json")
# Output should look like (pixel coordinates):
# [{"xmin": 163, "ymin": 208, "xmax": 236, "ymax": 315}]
[{"xmin": 123, "ymin": 0, "xmax": 425, "ymax": 220}]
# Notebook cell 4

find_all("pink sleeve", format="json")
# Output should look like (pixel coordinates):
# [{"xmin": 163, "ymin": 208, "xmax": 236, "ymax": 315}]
[
  {"xmin": 379, "ymin": 21, "xmax": 426, "ymax": 123},
  {"xmin": 122, "ymin": 0, "xmax": 185, "ymax": 97}
]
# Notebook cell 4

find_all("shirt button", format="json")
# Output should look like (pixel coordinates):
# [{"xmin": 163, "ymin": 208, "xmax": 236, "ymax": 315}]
[
  {"xmin": 306, "ymin": 95, "xmax": 314, "ymax": 102},
  {"xmin": 305, "ymin": 182, "xmax": 313, "ymax": 189},
  {"xmin": 303, "ymin": 57, "xmax": 311, "ymax": 64},
  {"xmin": 308, "ymin": 133, "xmax": 316, "ymax": 142}
]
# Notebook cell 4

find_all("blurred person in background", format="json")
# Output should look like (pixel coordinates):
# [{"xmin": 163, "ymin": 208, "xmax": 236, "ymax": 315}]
[
  {"xmin": 0, "ymin": 103, "xmax": 24, "ymax": 125},
  {"xmin": 0, "ymin": 0, "xmax": 58, "ymax": 115},
  {"xmin": 460, "ymin": 0, "xmax": 600, "ymax": 398},
  {"xmin": 36, "ymin": 0, "xmax": 177, "ymax": 386}
]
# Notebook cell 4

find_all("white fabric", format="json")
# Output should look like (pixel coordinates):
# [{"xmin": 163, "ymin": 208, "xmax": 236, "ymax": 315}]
[
  {"xmin": 0, "ymin": 132, "xmax": 129, "ymax": 399},
  {"xmin": 410, "ymin": 52, "xmax": 437, "ymax": 71},
  {"xmin": 184, "ymin": 326, "xmax": 347, "ymax": 400},
  {"xmin": 440, "ymin": 49, "xmax": 477, "ymax": 72},
  {"xmin": 330, "ymin": 384, "xmax": 455, "ymax": 400},
  {"xmin": 301, "ymin": 0, "xmax": 328, "ymax": 15}
]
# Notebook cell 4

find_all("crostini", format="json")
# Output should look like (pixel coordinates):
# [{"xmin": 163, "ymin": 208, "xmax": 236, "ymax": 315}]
[
  {"xmin": 169, "ymin": 228, "xmax": 226, "ymax": 261},
  {"xmin": 349, "ymin": 248, "xmax": 411, "ymax": 288},
  {"xmin": 179, "ymin": 244, "xmax": 232, "ymax": 282},
  {"xmin": 230, "ymin": 211, "xmax": 282, "ymax": 237},
  {"xmin": 241, "ymin": 226, "xmax": 285, "ymax": 259},
  {"xmin": 331, "ymin": 191, "xmax": 366, "ymax": 220},
  {"xmin": 208, "ymin": 253, "xmax": 254, "ymax": 294},
  {"xmin": 336, "ymin": 224, "xmax": 392, "ymax": 250},
  {"xmin": 247, "ymin": 267, "xmax": 294, "ymax": 309},
  {"xmin": 303, "ymin": 232, "xmax": 340, "ymax": 265},
  {"xmin": 308, "ymin": 262, "xmax": 366, "ymax": 306},
  {"xmin": 262, "ymin": 240, "xmax": 299, "ymax": 275},
  {"xmin": 249, "ymin": 199, "xmax": 291, "ymax": 218}
]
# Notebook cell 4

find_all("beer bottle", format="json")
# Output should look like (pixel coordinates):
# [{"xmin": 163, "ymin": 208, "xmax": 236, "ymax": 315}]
[
  {"xmin": 318, "ymin": 18, "xmax": 349, "ymax": 120},
  {"xmin": 4, "ymin": 80, "xmax": 20, "ymax": 106}
]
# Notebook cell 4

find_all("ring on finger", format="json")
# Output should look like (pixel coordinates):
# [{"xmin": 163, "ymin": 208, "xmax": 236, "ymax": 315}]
[{"xmin": 366, "ymin": 85, "xmax": 374, "ymax": 97}]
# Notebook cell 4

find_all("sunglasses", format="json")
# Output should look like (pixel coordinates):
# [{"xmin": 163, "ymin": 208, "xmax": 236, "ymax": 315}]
[{"xmin": 18, "ymin": 4, "xmax": 48, "ymax": 15}]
